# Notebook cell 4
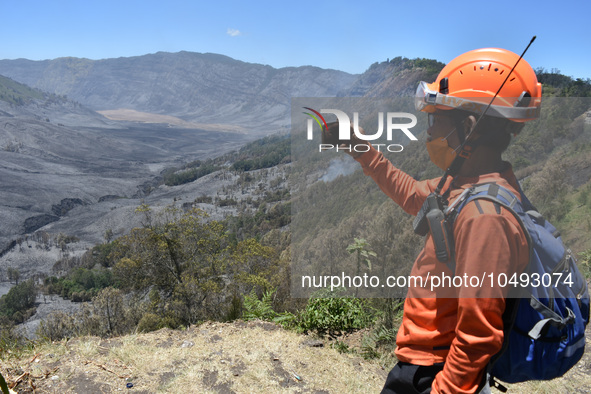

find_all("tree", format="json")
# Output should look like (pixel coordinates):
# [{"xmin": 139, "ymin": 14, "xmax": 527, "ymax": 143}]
[
  {"xmin": 347, "ymin": 238, "xmax": 376, "ymax": 274},
  {"xmin": 92, "ymin": 287, "xmax": 127, "ymax": 336},
  {"xmin": 104, "ymin": 228, "xmax": 114, "ymax": 243},
  {"xmin": 113, "ymin": 205, "xmax": 229, "ymax": 325},
  {"xmin": 230, "ymin": 238, "xmax": 280, "ymax": 297},
  {"xmin": 0, "ymin": 279, "xmax": 37, "ymax": 322},
  {"xmin": 347, "ymin": 238, "xmax": 377, "ymax": 297},
  {"xmin": 6, "ymin": 267, "xmax": 19, "ymax": 284}
]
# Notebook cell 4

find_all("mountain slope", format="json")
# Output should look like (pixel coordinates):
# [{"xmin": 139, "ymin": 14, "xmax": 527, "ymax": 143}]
[
  {"xmin": 0, "ymin": 75, "xmax": 252, "ymax": 260},
  {"xmin": 0, "ymin": 52, "xmax": 358, "ymax": 133}
]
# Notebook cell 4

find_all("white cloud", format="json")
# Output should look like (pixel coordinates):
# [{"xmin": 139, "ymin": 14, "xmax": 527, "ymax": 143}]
[{"xmin": 227, "ymin": 28, "xmax": 242, "ymax": 37}]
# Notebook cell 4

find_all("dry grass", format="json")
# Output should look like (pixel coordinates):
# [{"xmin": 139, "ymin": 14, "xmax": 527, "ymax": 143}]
[
  {"xmin": 1, "ymin": 319, "xmax": 590, "ymax": 393},
  {"xmin": 1, "ymin": 320, "xmax": 387, "ymax": 393}
]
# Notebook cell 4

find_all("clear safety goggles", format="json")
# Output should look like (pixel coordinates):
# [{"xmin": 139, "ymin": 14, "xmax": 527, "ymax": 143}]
[
  {"xmin": 415, "ymin": 81, "xmax": 541, "ymax": 120},
  {"xmin": 415, "ymin": 81, "xmax": 439, "ymax": 112}
]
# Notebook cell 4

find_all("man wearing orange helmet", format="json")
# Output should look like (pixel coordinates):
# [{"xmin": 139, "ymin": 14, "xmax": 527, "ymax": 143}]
[{"xmin": 340, "ymin": 47, "xmax": 542, "ymax": 393}]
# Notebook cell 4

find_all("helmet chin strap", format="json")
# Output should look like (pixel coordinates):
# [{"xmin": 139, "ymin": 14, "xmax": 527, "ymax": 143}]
[{"xmin": 434, "ymin": 36, "xmax": 537, "ymax": 196}]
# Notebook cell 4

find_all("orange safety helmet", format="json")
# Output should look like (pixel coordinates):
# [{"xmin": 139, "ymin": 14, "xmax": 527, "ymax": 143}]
[{"xmin": 415, "ymin": 48, "xmax": 542, "ymax": 122}]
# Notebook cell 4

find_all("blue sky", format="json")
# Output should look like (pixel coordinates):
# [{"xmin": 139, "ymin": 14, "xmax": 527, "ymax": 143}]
[{"xmin": 1, "ymin": 0, "xmax": 589, "ymax": 79}]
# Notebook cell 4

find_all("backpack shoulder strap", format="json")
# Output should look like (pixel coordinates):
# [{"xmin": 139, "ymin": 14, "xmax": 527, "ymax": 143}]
[
  {"xmin": 444, "ymin": 182, "xmax": 533, "ymax": 274},
  {"xmin": 465, "ymin": 183, "xmax": 521, "ymax": 212}
]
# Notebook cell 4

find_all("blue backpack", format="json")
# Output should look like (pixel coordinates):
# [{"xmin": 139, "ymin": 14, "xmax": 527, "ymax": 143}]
[{"xmin": 449, "ymin": 182, "xmax": 590, "ymax": 385}]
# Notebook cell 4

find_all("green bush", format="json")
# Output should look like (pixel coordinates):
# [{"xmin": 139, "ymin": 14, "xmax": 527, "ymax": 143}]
[
  {"xmin": 231, "ymin": 135, "xmax": 290, "ymax": 172},
  {"xmin": 360, "ymin": 325, "xmax": 397, "ymax": 360},
  {"xmin": 243, "ymin": 289, "xmax": 276, "ymax": 321},
  {"xmin": 0, "ymin": 279, "xmax": 37, "ymax": 323},
  {"xmin": 330, "ymin": 340, "xmax": 351, "ymax": 354},
  {"xmin": 44, "ymin": 267, "xmax": 113, "ymax": 301},
  {"xmin": 240, "ymin": 289, "xmax": 297, "ymax": 329},
  {"xmin": 298, "ymin": 289, "xmax": 376, "ymax": 337},
  {"xmin": 163, "ymin": 163, "xmax": 221, "ymax": 186},
  {"xmin": 1, "ymin": 317, "xmax": 28, "ymax": 359},
  {"xmin": 137, "ymin": 313, "xmax": 162, "ymax": 333},
  {"xmin": 241, "ymin": 288, "xmax": 378, "ymax": 336}
]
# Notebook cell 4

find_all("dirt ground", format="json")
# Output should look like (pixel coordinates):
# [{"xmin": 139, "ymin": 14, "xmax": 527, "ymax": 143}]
[
  {"xmin": 1, "ymin": 320, "xmax": 386, "ymax": 393},
  {"xmin": 1, "ymin": 318, "xmax": 590, "ymax": 393}
]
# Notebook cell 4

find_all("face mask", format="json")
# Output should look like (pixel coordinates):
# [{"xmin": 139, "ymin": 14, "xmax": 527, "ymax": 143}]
[{"xmin": 426, "ymin": 128, "xmax": 457, "ymax": 171}]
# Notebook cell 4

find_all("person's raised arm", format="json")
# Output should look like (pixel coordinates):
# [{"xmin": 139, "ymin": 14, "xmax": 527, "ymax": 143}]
[{"xmin": 323, "ymin": 121, "xmax": 436, "ymax": 216}]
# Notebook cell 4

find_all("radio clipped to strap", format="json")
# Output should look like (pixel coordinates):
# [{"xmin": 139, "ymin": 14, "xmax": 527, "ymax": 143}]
[
  {"xmin": 413, "ymin": 183, "xmax": 517, "ymax": 265},
  {"xmin": 413, "ymin": 193, "xmax": 457, "ymax": 263}
]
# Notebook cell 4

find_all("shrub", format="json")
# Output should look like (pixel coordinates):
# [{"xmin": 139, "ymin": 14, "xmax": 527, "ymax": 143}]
[
  {"xmin": 1, "ymin": 318, "xmax": 28, "ymax": 360},
  {"xmin": 360, "ymin": 325, "xmax": 397, "ymax": 360},
  {"xmin": 37, "ymin": 311, "xmax": 77, "ymax": 341},
  {"xmin": 243, "ymin": 289, "xmax": 276, "ymax": 321},
  {"xmin": 241, "ymin": 289, "xmax": 297, "ymax": 329},
  {"xmin": 297, "ymin": 288, "xmax": 376, "ymax": 337},
  {"xmin": 0, "ymin": 279, "xmax": 37, "ymax": 323},
  {"xmin": 137, "ymin": 313, "xmax": 162, "ymax": 333}
]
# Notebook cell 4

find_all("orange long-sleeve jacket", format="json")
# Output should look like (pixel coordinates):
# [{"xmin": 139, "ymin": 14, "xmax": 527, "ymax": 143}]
[{"xmin": 355, "ymin": 147, "xmax": 530, "ymax": 394}]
